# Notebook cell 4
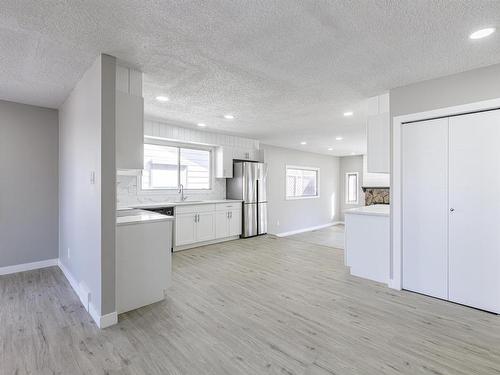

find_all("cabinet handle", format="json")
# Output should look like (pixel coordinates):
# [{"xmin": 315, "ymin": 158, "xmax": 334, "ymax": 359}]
[
  {"xmin": 230, "ymin": 211, "xmax": 232, "ymax": 219},
  {"xmin": 197, "ymin": 214, "xmax": 200, "ymax": 222}
]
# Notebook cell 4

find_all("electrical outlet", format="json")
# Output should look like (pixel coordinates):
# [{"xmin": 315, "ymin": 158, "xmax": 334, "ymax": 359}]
[{"xmin": 67, "ymin": 247, "xmax": 71, "ymax": 259}]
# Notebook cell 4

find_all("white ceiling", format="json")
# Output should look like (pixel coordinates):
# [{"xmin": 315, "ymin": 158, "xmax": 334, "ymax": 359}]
[{"xmin": 1, "ymin": 1, "xmax": 500, "ymax": 155}]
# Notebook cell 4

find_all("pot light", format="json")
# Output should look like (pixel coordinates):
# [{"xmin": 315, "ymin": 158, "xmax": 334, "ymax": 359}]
[
  {"xmin": 469, "ymin": 27, "xmax": 495, "ymax": 40},
  {"xmin": 343, "ymin": 111, "xmax": 353, "ymax": 117},
  {"xmin": 328, "ymin": 147, "xmax": 333, "ymax": 151},
  {"xmin": 336, "ymin": 136, "xmax": 343, "ymax": 141},
  {"xmin": 197, "ymin": 123, "xmax": 207, "ymax": 127},
  {"xmin": 224, "ymin": 114, "xmax": 235, "ymax": 120},
  {"xmin": 300, "ymin": 141, "xmax": 307, "ymax": 145},
  {"xmin": 156, "ymin": 96, "xmax": 169, "ymax": 102}
]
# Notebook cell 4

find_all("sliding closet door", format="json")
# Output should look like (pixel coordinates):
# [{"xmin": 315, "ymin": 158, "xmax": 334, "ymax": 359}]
[
  {"xmin": 402, "ymin": 118, "xmax": 449, "ymax": 299},
  {"xmin": 449, "ymin": 109, "xmax": 500, "ymax": 313}
]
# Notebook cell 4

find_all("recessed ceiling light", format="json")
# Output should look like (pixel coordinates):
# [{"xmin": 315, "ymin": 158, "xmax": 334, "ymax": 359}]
[
  {"xmin": 343, "ymin": 111, "xmax": 353, "ymax": 117},
  {"xmin": 300, "ymin": 141, "xmax": 307, "ymax": 145},
  {"xmin": 224, "ymin": 114, "xmax": 235, "ymax": 120},
  {"xmin": 156, "ymin": 95, "xmax": 169, "ymax": 102},
  {"xmin": 351, "ymin": 152, "xmax": 356, "ymax": 155},
  {"xmin": 197, "ymin": 123, "xmax": 206, "ymax": 127},
  {"xmin": 469, "ymin": 27, "xmax": 495, "ymax": 40},
  {"xmin": 336, "ymin": 136, "xmax": 343, "ymax": 141},
  {"xmin": 328, "ymin": 147, "xmax": 333, "ymax": 151}
]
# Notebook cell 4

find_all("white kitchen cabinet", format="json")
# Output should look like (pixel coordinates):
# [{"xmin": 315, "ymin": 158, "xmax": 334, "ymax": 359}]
[
  {"xmin": 116, "ymin": 65, "xmax": 144, "ymax": 170},
  {"xmin": 215, "ymin": 146, "xmax": 233, "ymax": 178},
  {"xmin": 216, "ymin": 211, "xmax": 229, "ymax": 238},
  {"xmin": 196, "ymin": 212, "xmax": 216, "ymax": 242},
  {"xmin": 228, "ymin": 209, "xmax": 242, "ymax": 236},
  {"xmin": 402, "ymin": 109, "xmax": 500, "ymax": 313},
  {"xmin": 175, "ymin": 213, "xmax": 197, "ymax": 246},
  {"xmin": 366, "ymin": 93, "xmax": 390, "ymax": 173},
  {"xmin": 215, "ymin": 146, "xmax": 256, "ymax": 178},
  {"xmin": 215, "ymin": 204, "xmax": 242, "ymax": 239}
]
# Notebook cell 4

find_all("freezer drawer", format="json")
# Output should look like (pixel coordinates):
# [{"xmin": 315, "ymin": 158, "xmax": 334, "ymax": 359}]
[{"xmin": 242, "ymin": 203, "xmax": 257, "ymax": 238}]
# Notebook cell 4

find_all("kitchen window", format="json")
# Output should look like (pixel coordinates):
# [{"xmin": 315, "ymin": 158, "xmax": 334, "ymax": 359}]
[
  {"xmin": 141, "ymin": 142, "xmax": 211, "ymax": 190},
  {"xmin": 286, "ymin": 166, "xmax": 319, "ymax": 199},
  {"xmin": 345, "ymin": 172, "xmax": 359, "ymax": 204}
]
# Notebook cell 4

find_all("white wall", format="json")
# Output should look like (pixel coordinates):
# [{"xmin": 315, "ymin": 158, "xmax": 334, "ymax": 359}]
[
  {"xmin": 117, "ymin": 120, "xmax": 259, "ymax": 207},
  {"xmin": 59, "ymin": 54, "xmax": 116, "ymax": 319},
  {"xmin": 390, "ymin": 63, "xmax": 500, "ymax": 117},
  {"xmin": 262, "ymin": 145, "xmax": 340, "ymax": 235},
  {"xmin": 0, "ymin": 100, "xmax": 58, "ymax": 268},
  {"xmin": 339, "ymin": 155, "xmax": 364, "ymax": 221}
]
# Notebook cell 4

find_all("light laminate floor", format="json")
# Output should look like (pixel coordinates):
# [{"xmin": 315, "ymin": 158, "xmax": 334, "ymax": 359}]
[
  {"xmin": 1, "ymin": 235, "xmax": 500, "ymax": 374},
  {"xmin": 287, "ymin": 224, "xmax": 345, "ymax": 249}
]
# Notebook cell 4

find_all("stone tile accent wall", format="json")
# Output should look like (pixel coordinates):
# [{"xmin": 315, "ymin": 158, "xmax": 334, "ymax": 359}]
[{"xmin": 363, "ymin": 188, "xmax": 390, "ymax": 206}]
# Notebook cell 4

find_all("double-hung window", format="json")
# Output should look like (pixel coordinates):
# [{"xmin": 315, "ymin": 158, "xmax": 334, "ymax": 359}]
[
  {"xmin": 286, "ymin": 166, "xmax": 319, "ymax": 199},
  {"xmin": 141, "ymin": 142, "xmax": 211, "ymax": 190}
]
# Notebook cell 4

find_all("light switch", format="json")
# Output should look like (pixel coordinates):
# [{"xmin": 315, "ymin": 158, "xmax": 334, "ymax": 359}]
[{"xmin": 90, "ymin": 171, "xmax": 96, "ymax": 185}]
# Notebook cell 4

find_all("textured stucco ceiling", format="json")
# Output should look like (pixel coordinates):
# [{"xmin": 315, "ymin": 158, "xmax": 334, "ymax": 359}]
[{"xmin": 1, "ymin": 1, "xmax": 500, "ymax": 155}]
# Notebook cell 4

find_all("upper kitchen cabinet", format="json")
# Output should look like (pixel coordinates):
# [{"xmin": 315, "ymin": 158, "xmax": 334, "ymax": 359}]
[
  {"xmin": 116, "ymin": 65, "xmax": 144, "ymax": 170},
  {"xmin": 366, "ymin": 93, "xmax": 390, "ymax": 173},
  {"xmin": 215, "ymin": 146, "xmax": 257, "ymax": 178}
]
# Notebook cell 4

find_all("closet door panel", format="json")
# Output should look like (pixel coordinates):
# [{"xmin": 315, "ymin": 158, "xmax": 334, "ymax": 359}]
[
  {"xmin": 449, "ymin": 109, "xmax": 500, "ymax": 313},
  {"xmin": 402, "ymin": 118, "xmax": 449, "ymax": 299}
]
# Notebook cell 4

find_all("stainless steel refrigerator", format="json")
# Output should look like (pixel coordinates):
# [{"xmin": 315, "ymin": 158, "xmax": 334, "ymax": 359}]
[{"xmin": 226, "ymin": 161, "xmax": 267, "ymax": 238}]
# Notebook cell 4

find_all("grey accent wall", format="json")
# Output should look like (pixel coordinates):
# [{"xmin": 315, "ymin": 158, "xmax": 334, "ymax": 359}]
[
  {"xmin": 390, "ymin": 63, "xmax": 500, "ymax": 117},
  {"xmin": 59, "ymin": 54, "xmax": 116, "ymax": 316},
  {"xmin": 262, "ymin": 145, "xmax": 340, "ymax": 235},
  {"xmin": 0, "ymin": 100, "xmax": 58, "ymax": 267},
  {"xmin": 339, "ymin": 155, "xmax": 364, "ymax": 221}
]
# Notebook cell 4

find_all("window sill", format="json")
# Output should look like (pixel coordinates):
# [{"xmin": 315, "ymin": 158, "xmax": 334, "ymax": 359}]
[{"xmin": 286, "ymin": 195, "xmax": 320, "ymax": 201}]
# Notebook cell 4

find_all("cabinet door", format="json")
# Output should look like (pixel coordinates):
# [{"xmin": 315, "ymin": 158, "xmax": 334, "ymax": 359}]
[
  {"xmin": 196, "ymin": 212, "xmax": 216, "ymax": 242},
  {"xmin": 402, "ymin": 118, "xmax": 449, "ymax": 300},
  {"xmin": 367, "ymin": 112, "xmax": 390, "ymax": 173},
  {"xmin": 215, "ymin": 211, "xmax": 229, "ymax": 239},
  {"xmin": 175, "ymin": 213, "xmax": 197, "ymax": 246},
  {"xmin": 229, "ymin": 209, "xmax": 242, "ymax": 237},
  {"xmin": 116, "ymin": 91, "xmax": 144, "ymax": 170},
  {"xmin": 448, "ymin": 110, "xmax": 500, "ymax": 313}
]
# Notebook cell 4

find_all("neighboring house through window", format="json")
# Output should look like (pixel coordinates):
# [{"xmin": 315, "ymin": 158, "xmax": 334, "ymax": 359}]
[
  {"xmin": 142, "ymin": 141, "xmax": 211, "ymax": 190},
  {"xmin": 286, "ymin": 166, "xmax": 319, "ymax": 199}
]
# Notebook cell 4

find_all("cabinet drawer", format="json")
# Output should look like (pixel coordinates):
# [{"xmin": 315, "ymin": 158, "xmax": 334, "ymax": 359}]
[
  {"xmin": 216, "ymin": 202, "xmax": 242, "ymax": 211},
  {"xmin": 176, "ymin": 204, "xmax": 216, "ymax": 214}
]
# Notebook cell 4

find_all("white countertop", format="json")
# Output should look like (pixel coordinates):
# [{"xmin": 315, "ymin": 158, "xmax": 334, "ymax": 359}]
[
  {"xmin": 344, "ymin": 204, "xmax": 390, "ymax": 217},
  {"xmin": 118, "ymin": 199, "xmax": 243, "ymax": 210},
  {"xmin": 116, "ymin": 209, "xmax": 174, "ymax": 226}
]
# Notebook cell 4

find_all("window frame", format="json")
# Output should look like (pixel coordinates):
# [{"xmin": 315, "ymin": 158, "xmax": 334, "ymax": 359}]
[
  {"xmin": 285, "ymin": 165, "xmax": 320, "ymax": 200},
  {"xmin": 139, "ymin": 138, "xmax": 213, "ymax": 193},
  {"xmin": 345, "ymin": 172, "xmax": 359, "ymax": 205}
]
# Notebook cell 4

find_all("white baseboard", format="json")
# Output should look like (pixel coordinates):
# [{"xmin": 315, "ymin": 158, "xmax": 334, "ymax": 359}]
[
  {"xmin": 0, "ymin": 258, "xmax": 58, "ymax": 276},
  {"xmin": 274, "ymin": 222, "xmax": 343, "ymax": 237},
  {"xmin": 58, "ymin": 260, "xmax": 117, "ymax": 329},
  {"xmin": 99, "ymin": 311, "xmax": 118, "ymax": 328}
]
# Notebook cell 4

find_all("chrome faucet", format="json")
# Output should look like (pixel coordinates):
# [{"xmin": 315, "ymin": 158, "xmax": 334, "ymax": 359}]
[{"xmin": 178, "ymin": 184, "xmax": 188, "ymax": 201}]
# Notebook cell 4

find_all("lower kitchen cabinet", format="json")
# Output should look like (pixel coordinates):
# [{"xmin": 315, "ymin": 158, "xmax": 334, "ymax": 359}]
[
  {"xmin": 174, "ymin": 202, "xmax": 242, "ymax": 250},
  {"xmin": 175, "ymin": 213, "xmax": 197, "ymax": 246},
  {"xmin": 216, "ymin": 209, "xmax": 242, "ymax": 238},
  {"xmin": 196, "ymin": 212, "xmax": 216, "ymax": 242}
]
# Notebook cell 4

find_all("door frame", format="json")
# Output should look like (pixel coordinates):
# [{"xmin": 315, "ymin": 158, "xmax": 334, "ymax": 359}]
[{"xmin": 391, "ymin": 97, "xmax": 500, "ymax": 290}]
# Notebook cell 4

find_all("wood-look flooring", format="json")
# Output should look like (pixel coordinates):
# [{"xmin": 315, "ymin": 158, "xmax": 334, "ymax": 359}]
[
  {"xmin": 1, "ymin": 235, "xmax": 500, "ymax": 374},
  {"xmin": 287, "ymin": 224, "xmax": 345, "ymax": 249}
]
